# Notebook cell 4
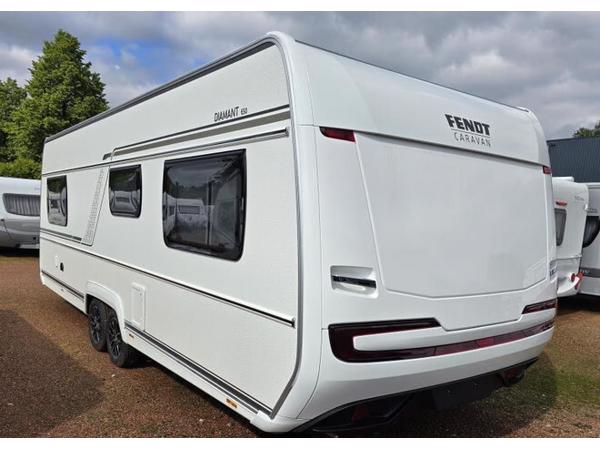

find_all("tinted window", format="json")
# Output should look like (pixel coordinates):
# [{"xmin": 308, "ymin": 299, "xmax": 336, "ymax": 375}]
[
  {"xmin": 163, "ymin": 150, "xmax": 245, "ymax": 260},
  {"xmin": 109, "ymin": 165, "xmax": 142, "ymax": 217},
  {"xmin": 3, "ymin": 194, "xmax": 40, "ymax": 217},
  {"xmin": 554, "ymin": 208, "xmax": 567, "ymax": 246},
  {"xmin": 47, "ymin": 176, "xmax": 67, "ymax": 226},
  {"xmin": 583, "ymin": 216, "xmax": 600, "ymax": 248}
]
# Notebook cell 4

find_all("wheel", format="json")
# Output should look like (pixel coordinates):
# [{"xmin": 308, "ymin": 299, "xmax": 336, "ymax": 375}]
[
  {"xmin": 88, "ymin": 299, "xmax": 108, "ymax": 352},
  {"xmin": 106, "ymin": 308, "xmax": 140, "ymax": 368}
]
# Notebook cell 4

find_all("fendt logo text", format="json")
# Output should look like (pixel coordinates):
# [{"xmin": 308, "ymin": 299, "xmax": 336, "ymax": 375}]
[{"xmin": 445, "ymin": 114, "xmax": 491, "ymax": 147}]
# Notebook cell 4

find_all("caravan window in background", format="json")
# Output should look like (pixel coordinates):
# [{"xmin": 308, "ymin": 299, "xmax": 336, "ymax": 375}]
[
  {"xmin": 109, "ymin": 165, "xmax": 142, "ymax": 217},
  {"xmin": 582, "ymin": 216, "xmax": 600, "ymax": 248},
  {"xmin": 3, "ymin": 194, "xmax": 40, "ymax": 217},
  {"xmin": 554, "ymin": 209, "xmax": 567, "ymax": 246},
  {"xmin": 47, "ymin": 176, "xmax": 68, "ymax": 226},
  {"xmin": 162, "ymin": 150, "xmax": 246, "ymax": 261}
]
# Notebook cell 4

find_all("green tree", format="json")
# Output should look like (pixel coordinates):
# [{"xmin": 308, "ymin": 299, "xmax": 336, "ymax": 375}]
[
  {"xmin": 9, "ymin": 29, "xmax": 108, "ymax": 162},
  {"xmin": 574, "ymin": 120, "xmax": 600, "ymax": 138},
  {"xmin": 0, "ymin": 78, "xmax": 26, "ymax": 161},
  {"xmin": 0, "ymin": 158, "xmax": 41, "ymax": 179}
]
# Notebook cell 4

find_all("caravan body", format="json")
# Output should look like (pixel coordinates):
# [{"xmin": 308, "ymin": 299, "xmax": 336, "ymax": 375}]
[
  {"xmin": 39, "ymin": 32, "xmax": 556, "ymax": 432},
  {"xmin": 552, "ymin": 177, "xmax": 588, "ymax": 297},
  {"xmin": 0, "ymin": 176, "xmax": 41, "ymax": 248},
  {"xmin": 579, "ymin": 183, "xmax": 600, "ymax": 296}
]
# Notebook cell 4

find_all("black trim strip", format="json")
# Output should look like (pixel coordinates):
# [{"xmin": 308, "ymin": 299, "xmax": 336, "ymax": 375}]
[
  {"xmin": 40, "ymin": 228, "xmax": 82, "ymax": 242},
  {"xmin": 45, "ymin": 42, "xmax": 275, "ymax": 143},
  {"xmin": 42, "ymin": 128, "xmax": 289, "ymax": 177},
  {"xmin": 580, "ymin": 267, "xmax": 600, "ymax": 278},
  {"xmin": 39, "ymin": 236, "xmax": 295, "ymax": 327},
  {"xmin": 124, "ymin": 321, "xmax": 270, "ymax": 415},
  {"xmin": 331, "ymin": 275, "xmax": 376, "ymax": 289},
  {"xmin": 41, "ymin": 270, "xmax": 84, "ymax": 300},
  {"xmin": 106, "ymin": 105, "xmax": 290, "ymax": 159}
]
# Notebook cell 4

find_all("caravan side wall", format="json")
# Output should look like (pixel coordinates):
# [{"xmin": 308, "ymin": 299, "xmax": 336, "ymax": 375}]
[
  {"xmin": 580, "ymin": 184, "xmax": 600, "ymax": 295},
  {"xmin": 40, "ymin": 44, "xmax": 300, "ymax": 417},
  {"xmin": 552, "ymin": 178, "xmax": 588, "ymax": 297}
]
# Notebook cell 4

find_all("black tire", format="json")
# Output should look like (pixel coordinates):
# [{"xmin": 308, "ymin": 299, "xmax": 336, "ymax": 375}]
[
  {"xmin": 106, "ymin": 308, "xmax": 140, "ymax": 368},
  {"xmin": 88, "ymin": 299, "xmax": 108, "ymax": 352}
]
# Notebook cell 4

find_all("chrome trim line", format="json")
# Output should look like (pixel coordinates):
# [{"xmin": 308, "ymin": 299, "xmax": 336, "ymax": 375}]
[
  {"xmin": 124, "ymin": 321, "xmax": 271, "ymax": 415},
  {"xmin": 105, "ymin": 105, "xmax": 290, "ymax": 159},
  {"xmin": 40, "ymin": 228, "xmax": 82, "ymax": 243},
  {"xmin": 42, "ymin": 128, "xmax": 289, "ymax": 177},
  {"xmin": 41, "ymin": 270, "xmax": 84, "ymax": 300},
  {"xmin": 39, "ymin": 236, "xmax": 295, "ymax": 327}
]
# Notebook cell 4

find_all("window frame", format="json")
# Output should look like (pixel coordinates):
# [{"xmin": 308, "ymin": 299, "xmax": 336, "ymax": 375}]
[
  {"xmin": 582, "ymin": 215, "xmax": 600, "ymax": 248},
  {"xmin": 162, "ymin": 149, "xmax": 247, "ymax": 261},
  {"xmin": 108, "ymin": 164, "xmax": 143, "ymax": 218},
  {"xmin": 46, "ymin": 175, "xmax": 68, "ymax": 226},
  {"xmin": 554, "ymin": 208, "xmax": 567, "ymax": 247}
]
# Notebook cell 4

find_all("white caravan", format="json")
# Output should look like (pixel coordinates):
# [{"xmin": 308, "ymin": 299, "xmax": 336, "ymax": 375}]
[
  {"xmin": 579, "ymin": 183, "xmax": 600, "ymax": 296},
  {"xmin": 39, "ymin": 32, "xmax": 557, "ymax": 432},
  {"xmin": 0, "ymin": 176, "xmax": 41, "ymax": 248},
  {"xmin": 552, "ymin": 177, "xmax": 588, "ymax": 297}
]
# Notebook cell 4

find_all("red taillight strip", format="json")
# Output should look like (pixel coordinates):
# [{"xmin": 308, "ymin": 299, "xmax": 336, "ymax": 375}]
[
  {"xmin": 543, "ymin": 166, "xmax": 552, "ymax": 175},
  {"xmin": 329, "ymin": 319, "xmax": 554, "ymax": 363},
  {"xmin": 320, "ymin": 127, "xmax": 356, "ymax": 142},
  {"xmin": 522, "ymin": 298, "xmax": 557, "ymax": 314}
]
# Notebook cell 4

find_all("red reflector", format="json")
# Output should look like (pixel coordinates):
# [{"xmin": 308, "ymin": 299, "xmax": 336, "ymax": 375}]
[
  {"xmin": 543, "ymin": 166, "xmax": 552, "ymax": 175},
  {"xmin": 555, "ymin": 200, "xmax": 567, "ymax": 206},
  {"xmin": 329, "ymin": 319, "xmax": 554, "ymax": 363},
  {"xmin": 320, "ymin": 127, "xmax": 356, "ymax": 142},
  {"xmin": 522, "ymin": 298, "xmax": 557, "ymax": 314}
]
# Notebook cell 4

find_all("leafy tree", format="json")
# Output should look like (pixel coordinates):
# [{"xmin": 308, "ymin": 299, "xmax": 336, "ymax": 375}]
[
  {"xmin": 0, "ymin": 78, "xmax": 26, "ymax": 161},
  {"xmin": 574, "ymin": 120, "xmax": 600, "ymax": 138},
  {"xmin": 8, "ymin": 29, "xmax": 108, "ymax": 162},
  {"xmin": 0, "ymin": 158, "xmax": 41, "ymax": 179}
]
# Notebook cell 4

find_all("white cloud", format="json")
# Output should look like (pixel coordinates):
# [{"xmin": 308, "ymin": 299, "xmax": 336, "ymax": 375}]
[{"xmin": 0, "ymin": 44, "xmax": 36, "ymax": 84}]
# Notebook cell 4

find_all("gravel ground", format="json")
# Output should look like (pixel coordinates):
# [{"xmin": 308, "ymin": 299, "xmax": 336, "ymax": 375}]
[{"xmin": 0, "ymin": 249, "xmax": 599, "ymax": 437}]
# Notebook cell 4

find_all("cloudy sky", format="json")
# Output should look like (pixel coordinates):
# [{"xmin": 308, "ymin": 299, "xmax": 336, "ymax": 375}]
[{"xmin": 0, "ymin": 11, "xmax": 599, "ymax": 138}]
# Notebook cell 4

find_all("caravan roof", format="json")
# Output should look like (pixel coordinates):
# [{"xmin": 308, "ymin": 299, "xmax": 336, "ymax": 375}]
[{"xmin": 43, "ymin": 32, "xmax": 548, "ymax": 172}]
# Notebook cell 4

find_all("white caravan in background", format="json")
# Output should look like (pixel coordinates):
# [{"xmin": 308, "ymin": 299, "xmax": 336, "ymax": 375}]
[
  {"xmin": 0, "ymin": 176, "xmax": 41, "ymax": 248},
  {"xmin": 579, "ymin": 183, "xmax": 600, "ymax": 296},
  {"xmin": 552, "ymin": 177, "xmax": 588, "ymax": 297},
  {"xmin": 39, "ymin": 32, "xmax": 557, "ymax": 433}
]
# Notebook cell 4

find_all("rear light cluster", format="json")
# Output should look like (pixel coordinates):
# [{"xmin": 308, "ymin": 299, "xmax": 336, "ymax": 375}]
[
  {"xmin": 320, "ymin": 127, "xmax": 356, "ymax": 142},
  {"xmin": 329, "ymin": 318, "xmax": 554, "ymax": 363},
  {"xmin": 522, "ymin": 298, "xmax": 557, "ymax": 314},
  {"xmin": 543, "ymin": 166, "xmax": 552, "ymax": 175}
]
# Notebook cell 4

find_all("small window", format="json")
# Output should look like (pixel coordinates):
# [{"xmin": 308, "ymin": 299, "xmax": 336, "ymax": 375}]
[
  {"xmin": 109, "ymin": 165, "xmax": 142, "ymax": 217},
  {"xmin": 3, "ymin": 194, "xmax": 40, "ymax": 217},
  {"xmin": 163, "ymin": 150, "xmax": 245, "ymax": 260},
  {"xmin": 554, "ymin": 209, "xmax": 567, "ymax": 246},
  {"xmin": 583, "ymin": 216, "xmax": 600, "ymax": 248},
  {"xmin": 47, "ymin": 176, "xmax": 68, "ymax": 226}
]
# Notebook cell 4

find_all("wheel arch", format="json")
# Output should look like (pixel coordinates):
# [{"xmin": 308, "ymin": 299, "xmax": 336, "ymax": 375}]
[{"xmin": 85, "ymin": 281, "xmax": 126, "ymax": 330}]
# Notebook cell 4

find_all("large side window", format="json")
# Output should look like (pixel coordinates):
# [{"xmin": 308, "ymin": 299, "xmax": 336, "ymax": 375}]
[
  {"xmin": 583, "ymin": 216, "xmax": 600, "ymax": 248},
  {"xmin": 109, "ymin": 165, "xmax": 142, "ymax": 217},
  {"xmin": 162, "ymin": 150, "xmax": 245, "ymax": 260},
  {"xmin": 47, "ymin": 176, "xmax": 68, "ymax": 226},
  {"xmin": 554, "ymin": 209, "xmax": 567, "ymax": 247}
]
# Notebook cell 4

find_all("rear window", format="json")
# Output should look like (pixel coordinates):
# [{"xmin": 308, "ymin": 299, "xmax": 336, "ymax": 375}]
[
  {"xmin": 162, "ymin": 150, "xmax": 245, "ymax": 260},
  {"xmin": 583, "ymin": 216, "xmax": 600, "ymax": 248},
  {"xmin": 109, "ymin": 165, "xmax": 142, "ymax": 217},
  {"xmin": 554, "ymin": 209, "xmax": 567, "ymax": 246},
  {"xmin": 47, "ymin": 176, "xmax": 67, "ymax": 226},
  {"xmin": 3, "ymin": 194, "xmax": 40, "ymax": 217}
]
